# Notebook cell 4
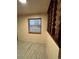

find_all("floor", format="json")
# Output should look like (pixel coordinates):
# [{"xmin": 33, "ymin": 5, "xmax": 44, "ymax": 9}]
[{"xmin": 17, "ymin": 41, "xmax": 47, "ymax": 59}]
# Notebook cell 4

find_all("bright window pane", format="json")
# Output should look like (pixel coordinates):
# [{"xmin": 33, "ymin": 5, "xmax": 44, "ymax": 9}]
[{"xmin": 29, "ymin": 18, "xmax": 41, "ymax": 33}]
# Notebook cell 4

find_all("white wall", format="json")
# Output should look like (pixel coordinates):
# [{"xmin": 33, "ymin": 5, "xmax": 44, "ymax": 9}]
[{"xmin": 17, "ymin": 14, "xmax": 47, "ymax": 43}]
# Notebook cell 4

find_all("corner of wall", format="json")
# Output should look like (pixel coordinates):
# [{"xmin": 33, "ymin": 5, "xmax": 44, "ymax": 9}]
[{"xmin": 46, "ymin": 32, "xmax": 59, "ymax": 59}]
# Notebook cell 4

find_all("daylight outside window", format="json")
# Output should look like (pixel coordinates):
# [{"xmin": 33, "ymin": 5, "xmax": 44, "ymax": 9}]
[{"xmin": 28, "ymin": 18, "xmax": 41, "ymax": 34}]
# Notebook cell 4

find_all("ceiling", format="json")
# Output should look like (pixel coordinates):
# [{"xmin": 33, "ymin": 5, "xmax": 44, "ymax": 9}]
[{"xmin": 17, "ymin": 0, "xmax": 50, "ymax": 15}]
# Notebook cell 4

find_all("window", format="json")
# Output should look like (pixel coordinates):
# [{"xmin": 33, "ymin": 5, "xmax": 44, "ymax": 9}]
[{"xmin": 28, "ymin": 18, "xmax": 41, "ymax": 34}]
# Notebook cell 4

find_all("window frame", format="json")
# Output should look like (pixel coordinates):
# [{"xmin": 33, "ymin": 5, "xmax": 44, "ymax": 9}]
[{"xmin": 28, "ymin": 18, "xmax": 42, "ymax": 34}]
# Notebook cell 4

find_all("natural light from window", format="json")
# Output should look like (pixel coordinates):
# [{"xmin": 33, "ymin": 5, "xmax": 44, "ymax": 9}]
[{"xmin": 28, "ymin": 18, "xmax": 41, "ymax": 34}]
